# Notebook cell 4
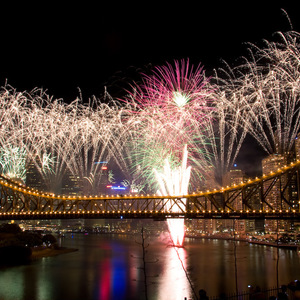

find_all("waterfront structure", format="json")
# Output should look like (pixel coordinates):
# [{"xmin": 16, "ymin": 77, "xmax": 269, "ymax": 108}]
[{"xmin": 0, "ymin": 156, "xmax": 299, "ymax": 227}]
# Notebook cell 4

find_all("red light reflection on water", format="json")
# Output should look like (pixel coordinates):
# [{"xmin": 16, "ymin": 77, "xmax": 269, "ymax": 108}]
[{"xmin": 99, "ymin": 260, "xmax": 111, "ymax": 300}]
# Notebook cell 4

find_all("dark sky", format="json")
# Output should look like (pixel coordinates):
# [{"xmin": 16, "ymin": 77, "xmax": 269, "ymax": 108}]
[{"xmin": 1, "ymin": 3, "xmax": 299, "ymax": 102}]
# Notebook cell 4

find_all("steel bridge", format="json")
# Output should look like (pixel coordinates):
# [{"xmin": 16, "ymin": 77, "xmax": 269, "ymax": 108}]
[{"xmin": 0, "ymin": 160, "xmax": 300, "ymax": 221}]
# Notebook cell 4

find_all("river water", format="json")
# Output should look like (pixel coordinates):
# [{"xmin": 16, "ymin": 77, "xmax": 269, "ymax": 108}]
[{"xmin": 0, "ymin": 232, "xmax": 299, "ymax": 299}]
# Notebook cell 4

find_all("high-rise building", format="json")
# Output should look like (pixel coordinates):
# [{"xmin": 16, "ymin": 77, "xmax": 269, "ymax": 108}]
[
  {"xmin": 262, "ymin": 153, "xmax": 288, "ymax": 210},
  {"xmin": 295, "ymin": 133, "xmax": 300, "ymax": 161},
  {"xmin": 61, "ymin": 171, "xmax": 82, "ymax": 196},
  {"xmin": 261, "ymin": 153, "xmax": 294, "ymax": 232},
  {"xmin": 223, "ymin": 168, "xmax": 245, "ymax": 211},
  {"xmin": 223, "ymin": 167, "xmax": 246, "ymax": 233},
  {"xmin": 26, "ymin": 161, "xmax": 45, "ymax": 191}
]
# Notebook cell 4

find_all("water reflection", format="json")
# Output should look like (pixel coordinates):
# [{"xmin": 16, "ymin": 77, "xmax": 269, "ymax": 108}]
[
  {"xmin": 0, "ymin": 235, "xmax": 299, "ymax": 299},
  {"xmin": 157, "ymin": 246, "xmax": 192, "ymax": 300}
]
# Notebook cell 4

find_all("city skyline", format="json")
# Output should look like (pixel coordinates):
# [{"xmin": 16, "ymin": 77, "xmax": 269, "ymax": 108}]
[{"xmin": 1, "ymin": 5, "xmax": 300, "ymax": 299}]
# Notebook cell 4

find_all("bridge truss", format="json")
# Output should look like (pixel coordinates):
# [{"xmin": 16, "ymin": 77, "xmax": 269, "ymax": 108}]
[{"xmin": 0, "ymin": 160, "xmax": 300, "ymax": 220}]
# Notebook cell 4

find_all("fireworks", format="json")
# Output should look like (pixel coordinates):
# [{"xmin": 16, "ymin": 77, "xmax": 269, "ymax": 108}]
[
  {"xmin": 1, "ymin": 25, "xmax": 300, "ymax": 247},
  {"xmin": 0, "ymin": 146, "xmax": 27, "ymax": 182},
  {"xmin": 123, "ymin": 59, "xmax": 215, "ymax": 191},
  {"xmin": 0, "ymin": 86, "xmax": 132, "ymax": 194},
  {"xmin": 154, "ymin": 145, "xmax": 191, "ymax": 246},
  {"xmin": 236, "ymin": 30, "xmax": 300, "ymax": 155}
]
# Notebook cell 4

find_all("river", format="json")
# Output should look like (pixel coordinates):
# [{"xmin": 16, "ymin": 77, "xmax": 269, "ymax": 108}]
[{"xmin": 0, "ymin": 231, "xmax": 299, "ymax": 299}]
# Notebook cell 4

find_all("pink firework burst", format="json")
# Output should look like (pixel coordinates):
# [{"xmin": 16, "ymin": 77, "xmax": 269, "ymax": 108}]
[
  {"xmin": 130, "ymin": 59, "xmax": 213, "ymax": 126},
  {"xmin": 122, "ymin": 59, "xmax": 215, "ymax": 192}
]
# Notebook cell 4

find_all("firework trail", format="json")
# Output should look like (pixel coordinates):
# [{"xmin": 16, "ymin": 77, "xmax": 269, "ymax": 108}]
[
  {"xmin": 203, "ymin": 65, "xmax": 250, "ymax": 183},
  {"xmin": 232, "ymin": 30, "xmax": 300, "ymax": 155},
  {"xmin": 0, "ymin": 27, "xmax": 299, "ymax": 198},
  {"xmin": 154, "ymin": 145, "xmax": 191, "ymax": 246},
  {"xmin": 0, "ymin": 86, "xmax": 132, "ymax": 194},
  {"xmin": 122, "ymin": 59, "xmax": 215, "ymax": 192},
  {"xmin": 0, "ymin": 146, "xmax": 27, "ymax": 182}
]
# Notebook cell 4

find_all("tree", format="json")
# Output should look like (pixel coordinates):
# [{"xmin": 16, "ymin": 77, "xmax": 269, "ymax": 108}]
[
  {"xmin": 16, "ymin": 232, "xmax": 43, "ymax": 247},
  {"xmin": 0, "ymin": 223, "xmax": 21, "ymax": 234},
  {"xmin": 42, "ymin": 234, "xmax": 57, "ymax": 245}
]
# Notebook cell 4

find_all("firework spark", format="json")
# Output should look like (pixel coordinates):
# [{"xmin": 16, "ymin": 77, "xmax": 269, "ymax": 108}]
[
  {"xmin": 154, "ymin": 145, "xmax": 191, "ymax": 247},
  {"xmin": 122, "ymin": 59, "xmax": 215, "ymax": 192},
  {"xmin": 237, "ymin": 30, "xmax": 300, "ymax": 155}
]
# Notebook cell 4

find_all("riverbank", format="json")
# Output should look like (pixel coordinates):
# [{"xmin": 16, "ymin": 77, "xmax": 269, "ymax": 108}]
[
  {"xmin": 31, "ymin": 246, "xmax": 78, "ymax": 259},
  {"xmin": 186, "ymin": 234, "xmax": 299, "ymax": 250},
  {"xmin": 248, "ymin": 239, "xmax": 298, "ymax": 250}
]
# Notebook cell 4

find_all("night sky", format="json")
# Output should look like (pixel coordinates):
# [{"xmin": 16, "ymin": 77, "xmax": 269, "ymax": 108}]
[
  {"xmin": 1, "ymin": 3, "xmax": 299, "ymax": 102},
  {"xmin": 0, "ymin": 3, "xmax": 299, "ymax": 175}
]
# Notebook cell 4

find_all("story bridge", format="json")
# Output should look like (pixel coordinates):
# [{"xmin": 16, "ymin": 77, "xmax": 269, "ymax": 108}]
[{"xmin": 0, "ymin": 160, "xmax": 300, "ymax": 221}]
